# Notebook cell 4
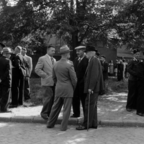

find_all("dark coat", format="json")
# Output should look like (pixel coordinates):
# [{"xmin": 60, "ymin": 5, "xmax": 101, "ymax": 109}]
[
  {"xmin": 101, "ymin": 61, "xmax": 108, "ymax": 81},
  {"xmin": 0, "ymin": 56, "xmax": 12, "ymax": 87},
  {"xmin": 11, "ymin": 53, "xmax": 26, "ymax": 77},
  {"xmin": 127, "ymin": 60, "xmax": 144, "ymax": 81},
  {"xmin": 84, "ymin": 56, "xmax": 104, "ymax": 94},
  {"xmin": 74, "ymin": 56, "xmax": 88, "ymax": 89}
]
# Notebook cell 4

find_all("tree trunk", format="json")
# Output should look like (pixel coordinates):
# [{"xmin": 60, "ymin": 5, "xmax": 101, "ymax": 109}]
[{"xmin": 71, "ymin": 31, "xmax": 79, "ymax": 60}]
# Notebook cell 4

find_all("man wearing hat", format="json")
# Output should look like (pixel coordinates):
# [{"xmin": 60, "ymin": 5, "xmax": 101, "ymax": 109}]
[
  {"xmin": 35, "ymin": 45, "xmax": 56, "ymax": 120},
  {"xmin": 71, "ymin": 45, "xmax": 88, "ymax": 118},
  {"xmin": 0, "ymin": 47, "xmax": 12, "ymax": 112},
  {"xmin": 0, "ymin": 43, "xmax": 6, "ymax": 57},
  {"xmin": 21, "ymin": 47, "xmax": 33, "ymax": 104},
  {"xmin": 47, "ymin": 45, "xmax": 77, "ymax": 131},
  {"xmin": 10, "ymin": 46, "xmax": 27, "ymax": 108},
  {"xmin": 76, "ymin": 45, "xmax": 104, "ymax": 130}
]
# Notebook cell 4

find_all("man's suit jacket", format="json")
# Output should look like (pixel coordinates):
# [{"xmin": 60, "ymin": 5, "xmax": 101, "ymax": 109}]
[
  {"xmin": 35, "ymin": 54, "xmax": 56, "ymax": 86},
  {"xmin": 0, "ymin": 56, "xmax": 12, "ymax": 88},
  {"xmin": 84, "ymin": 56, "xmax": 104, "ymax": 94},
  {"xmin": 53, "ymin": 58, "xmax": 77, "ymax": 98},
  {"xmin": 11, "ymin": 53, "xmax": 26, "ymax": 77},
  {"xmin": 24, "ymin": 55, "xmax": 33, "ymax": 77},
  {"xmin": 74, "ymin": 55, "xmax": 88, "ymax": 83}
]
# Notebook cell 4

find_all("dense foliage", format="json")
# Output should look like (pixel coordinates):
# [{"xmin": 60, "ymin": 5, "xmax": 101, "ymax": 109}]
[{"xmin": 0, "ymin": 0, "xmax": 143, "ymax": 55}]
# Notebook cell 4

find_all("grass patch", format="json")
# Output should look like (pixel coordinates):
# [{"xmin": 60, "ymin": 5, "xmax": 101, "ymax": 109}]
[{"xmin": 30, "ymin": 77, "xmax": 128, "ymax": 105}]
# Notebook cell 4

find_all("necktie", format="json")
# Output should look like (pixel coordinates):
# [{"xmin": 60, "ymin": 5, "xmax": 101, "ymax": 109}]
[
  {"xmin": 78, "ymin": 58, "xmax": 81, "ymax": 64},
  {"xmin": 51, "ymin": 57, "xmax": 54, "ymax": 65}
]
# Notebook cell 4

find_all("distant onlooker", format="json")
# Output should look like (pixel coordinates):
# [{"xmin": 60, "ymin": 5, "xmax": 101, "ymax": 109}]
[
  {"xmin": 100, "ymin": 55, "xmax": 108, "ymax": 81},
  {"xmin": 100, "ymin": 55, "xmax": 108, "ymax": 94},
  {"xmin": 109, "ymin": 60, "xmax": 114, "ymax": 76},
  {"xmin": 10, "ymin": 46, "xmax": 27, "ymax": 108},
  {"xmin": 122, "ymin": 59, "xmax": 128, "ymax": 79},
  {"xmin": 21, "ymin": 47, "xmax": 33, "ymax": 103},
  {"xmin": 117, "ymin": 59, "xmax": 124, "ymax": 81}
]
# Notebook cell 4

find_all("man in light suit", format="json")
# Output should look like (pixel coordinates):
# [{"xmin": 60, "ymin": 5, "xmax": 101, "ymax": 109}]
[
  {"xmin": 47, "ymin": 45, "xmax": 77, "ymax": 131},
  {"xmin": 76, "ymin": 45, "xmax": 104, "ymax": 130},
  {"xmin": 35, "ymin": 45, "xmax": 56, "ymax": 120},
  {"xmin": 21, "ymin": 47, "xmax": 33, "ymax": 103}
]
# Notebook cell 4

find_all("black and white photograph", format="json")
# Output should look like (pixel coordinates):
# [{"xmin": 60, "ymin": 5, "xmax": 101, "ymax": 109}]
[{"xmin": 0, "ymin": 0, "xmax": 144, "ymax": 144}]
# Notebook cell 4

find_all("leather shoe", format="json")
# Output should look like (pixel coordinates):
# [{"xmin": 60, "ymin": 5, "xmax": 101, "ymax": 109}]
[
  {"xmin": 76, "ymin": 125, "xmax": 87, "ymax": 130},
  {"xmin": 137, "ymin": 113, "xmax": 144, "ymax": 117},
  {"xmin": 9, "ymin": 105, "xmax": 18, "ymax": 108},
  {"xmin": 47, "ymin": 125, "xmax": 54, "ymax": 128},
  {"xmin": 126, "ymin": 108, "xmax": 135, "ymax": 112}
]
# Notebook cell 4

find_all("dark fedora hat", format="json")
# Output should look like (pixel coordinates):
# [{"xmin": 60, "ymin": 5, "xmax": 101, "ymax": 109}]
[
  {"xmin": 0, "ymin": 42, "xmax": 5, "ymax": 48},
  {"xmin": 85, "ymin": 45, "xmax": 97, "ymax": 52}
]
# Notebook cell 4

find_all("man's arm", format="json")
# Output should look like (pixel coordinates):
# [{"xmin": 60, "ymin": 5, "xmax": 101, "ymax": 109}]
[
  {"xmin": 68, "ymin": 63, "xmax": 77, "ymax": 90},
  {"xmin": 35, "ymin": 57, "xmax": 47, "ymax": 78}
]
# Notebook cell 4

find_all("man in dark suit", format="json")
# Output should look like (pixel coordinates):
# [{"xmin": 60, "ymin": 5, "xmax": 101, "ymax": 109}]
[
  {"xmin": 10, "ymin": 46, "xmax": 26, "ymax": 108},
  {"xmin": 76, "ymin": 45, "xmax": 104, "ymax": 130},
  {"xmin": 126, "ymin": 49, "xmax": 141, "ymax": 112},
  {"xmin": 0, "ymin": 47, "xmax": 12, "ymax": 112},
  {"xmin": 71, "ymin": 46, "xmax": 88, "ymax": 118}
]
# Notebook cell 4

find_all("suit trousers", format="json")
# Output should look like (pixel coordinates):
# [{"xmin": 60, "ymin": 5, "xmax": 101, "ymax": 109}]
[
  {"xmin": 47, "ymin": 97, "xmax": 72, "ymax": 131},
  {"xmin": 0, "ymin": 86, "xmax": 11, "ymax": 111},
  {"xmin": 136, "ymin": 80, "xmax": 144, "ymax": 114},
  {"xmin": 11, "ymin": 70, "xmax": 25, "ymax": 106},
  {"xmin": 126, "ymin": 80, "xmax": 137, "ymax": 110},
  {"xmin": 41, "ymin": 86, "xmax": 54, "ymax": 117},
  {"xmin": 83, "ymin": 93, "xmax": 98, "ymax": 128},
  {"xmin": 72, "ymin": 83, "xmax": 86, "ymax": 117},
  {"xmin": 24, "ymin": 77, "xmax": 31, "ymax": 101}
]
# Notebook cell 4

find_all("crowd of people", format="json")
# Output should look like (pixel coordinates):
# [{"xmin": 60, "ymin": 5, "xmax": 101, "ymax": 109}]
[
  {"xmin": 108, "ymin": 59, "xmax": 128, "ymax": 81},
  {"xmin": 35, "ymin": 45, "xmax": 104, "ymax": 131},
  {"xmin": 0, "ymin": 43, "xmax": 33, "ymax": 113},
  {"xmin": 1, "ymin": 41, "xmax": 144, "ymax": 131}
]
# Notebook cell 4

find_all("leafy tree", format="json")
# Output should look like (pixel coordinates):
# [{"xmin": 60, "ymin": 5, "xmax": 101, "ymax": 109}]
[
  {"xmin": 0, "ymin": 0, "xmax": 126, "ymax": 56},
  {"xmin": 114, "ymin": 0, "xmax": 144, "ymax": 50}
]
